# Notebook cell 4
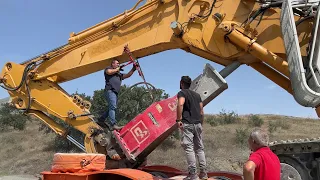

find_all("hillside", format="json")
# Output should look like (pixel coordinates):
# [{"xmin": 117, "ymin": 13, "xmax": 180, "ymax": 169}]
[
  {"xmin": 0, "ymin": 97, "xmax": 9, "ymax": 107},
  {"xmin": 1, "ymin": 114, "xmax": 320, "ymax": 176}
]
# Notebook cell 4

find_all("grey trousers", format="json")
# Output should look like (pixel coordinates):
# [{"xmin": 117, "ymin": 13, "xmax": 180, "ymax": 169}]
[{"xmin": 180, "ymin": 123, "xmax": 207, "ymax": 174}]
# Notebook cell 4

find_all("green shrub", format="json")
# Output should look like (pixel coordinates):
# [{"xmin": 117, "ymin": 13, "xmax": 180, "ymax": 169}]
[
  {"xmin": 39, "ymin": 115, "xmax": 84, "ymax": 152},
  {"xmin": 268, "ymin": 119, "xmax": 291, "ymax": 133},
  {"xmin": 268, "ymin": 121, "xmax": 277, "ymax": 133},
  {"xmin": 278, "ymin": 120, "xmax": 291, "ymax": 130},
  {"xmin": 248, "ymin": 115, "xmax": 264, "ymax": 127},
  {"xmin": 219, "ymin": 109, "xmax": 240, "ymax": 124},
  {"xmin": 205, "ymin": 115, "xmax": 219, "ymax": 126},
  {"xmin": 171, "ymin": 129, "xmax": 180, "ymax": 140},
  {"xmin": 0, "ymin": 103, "xmax": 31, "ymax": 131},
  {"xmin": 206, "ymin": 109, "xmax": 240, "ymax": 126},
  {"xmin": 52, "ymin": 135, "xmax": 83, "ymax": 152},
  {"xmin": 235, "ymin": 127, "xmax": 249, "ymax": 147}
]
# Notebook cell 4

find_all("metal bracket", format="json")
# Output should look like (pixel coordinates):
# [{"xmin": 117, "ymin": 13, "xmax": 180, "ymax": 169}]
[{"xmin": 190, "ymin": 63, "xmax": 228, "ymax": 106}]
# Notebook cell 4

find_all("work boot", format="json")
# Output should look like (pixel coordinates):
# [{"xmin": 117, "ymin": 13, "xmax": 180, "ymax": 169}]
[
  {"xmin": 107, "ymin": 149, "xmax": 121, "ymax": 160},
  {"xmin": 199, "ymin": 171, "xmax": 208, "ymax": 180},
  {"xmin": 96, "ymin": 120, "xmax": 114, "ymax": 131},
  {"xmin": 96, "ymin": 121, "xmax": 108, "ymax": 129},
  {"xmin": 183, "ymin": 173, "xmax": 198, "ymax": 180},
  {"xmin": 112, "ymin": 124, "xmax": 124, "ymax": 131}
]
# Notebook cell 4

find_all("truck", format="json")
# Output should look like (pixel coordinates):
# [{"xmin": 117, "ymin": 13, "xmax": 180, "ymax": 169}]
[{"xmin": 1, "ymin": 0, "xmax": 320, "ymax": 179}]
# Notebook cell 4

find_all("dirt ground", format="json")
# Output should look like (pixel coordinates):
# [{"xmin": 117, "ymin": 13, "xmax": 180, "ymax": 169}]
[
  {"xmin": 0, "ymin": 175, "xmax": 39, "ymax": 180},
  {"xmin": 1, "ymin": 114, "xmax": 320, "ymax": 176}
]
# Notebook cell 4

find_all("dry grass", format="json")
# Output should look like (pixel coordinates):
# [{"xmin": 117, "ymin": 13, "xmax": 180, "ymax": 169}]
[
  {"xmin": 0, "ymin": 121, "xmax": 55, "ymax": 175},
  {"xmin": 148, "ymin": 114, "xmax": 320, "ymax": 174},
  {"xmin": 1, "ymin": 114, "xmax": 320, "ymax": 176},
  {"xmin": 148, "ymin": 123, "xmax": 250, "ymax": 173}
]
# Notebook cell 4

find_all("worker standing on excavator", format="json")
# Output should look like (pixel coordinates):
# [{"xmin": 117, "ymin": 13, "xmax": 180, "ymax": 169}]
[
  {"xmin": 176, "ymin": 76, "xmax": 208, "ymax": 180},
  {"xmin": 97, "ymin": 59, "xmax": 136, "ymax": 130},
  {"xmin": 243, "ymin": 128, "xmax": 281, "ymax": 180}
]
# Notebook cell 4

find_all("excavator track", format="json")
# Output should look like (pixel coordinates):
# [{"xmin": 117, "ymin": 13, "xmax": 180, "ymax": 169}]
[{"xmin": 270, "ymin": 138, "xmax": 320, "ymax": 179}]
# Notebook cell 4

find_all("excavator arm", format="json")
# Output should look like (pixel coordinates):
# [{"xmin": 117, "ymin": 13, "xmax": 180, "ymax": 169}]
[{"xmin": 2, "ymin": 0, "xmax": 320, "ymax": 177}]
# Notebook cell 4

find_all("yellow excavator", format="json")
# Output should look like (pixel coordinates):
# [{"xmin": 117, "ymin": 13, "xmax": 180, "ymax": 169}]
[{"xmin": 1, "ymin": 0, "xmax": 320, "ymax": 179}]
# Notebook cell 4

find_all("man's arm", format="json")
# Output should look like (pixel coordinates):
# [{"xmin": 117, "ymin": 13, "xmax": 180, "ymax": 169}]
[
  {"xmin": 199, "ymin": 102, "xmax": 204, "ymax": 124},
  {"xmin": 123, "ymin": 65, "xmax": 136, "ymax": 79},
  {"xmin": 106, "ymin": 67, "xmax": 120, "ymax": 75},
  {"xmin": 177, "ymin": 96, "xmax": 185, "ymax": 121},
  {"xmin": 176, "ymin": 93, "xmax": 185, "ymax": 129},
  {"xmin": 243, "ymin": 161, "xmax": 256, "ymax": 180}
]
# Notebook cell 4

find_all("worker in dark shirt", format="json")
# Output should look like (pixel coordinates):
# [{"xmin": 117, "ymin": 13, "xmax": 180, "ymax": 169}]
[
  {"xmin": 97, "ymin": 59, "xmax": 136, "ymax": 130},
  {"xmin": 243, "ymin": 128, "xmax": 281, "ymax": 180},
  {"xmin": 176, "ymin": 76, "xmax": 208, "ymax": 180}
]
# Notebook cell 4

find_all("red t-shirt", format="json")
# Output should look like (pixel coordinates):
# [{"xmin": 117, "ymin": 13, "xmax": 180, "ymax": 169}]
[{"xmin": 248, "ymin": 147, "xmax": 281, "ymax": 180}]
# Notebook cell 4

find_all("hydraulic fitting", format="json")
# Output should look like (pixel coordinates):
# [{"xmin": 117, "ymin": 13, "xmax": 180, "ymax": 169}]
[{"xmin": 170, "ymin": 21, "xmax": 182, "ymax": 37}]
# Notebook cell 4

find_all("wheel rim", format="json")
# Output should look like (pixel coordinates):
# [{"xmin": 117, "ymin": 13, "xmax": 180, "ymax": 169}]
[{"xmin": 281, "ymin": 162, "xmax": 302, "ymax": 180}]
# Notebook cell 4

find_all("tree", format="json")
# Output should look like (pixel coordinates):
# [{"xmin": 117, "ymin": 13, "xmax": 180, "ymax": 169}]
[
  {"xmin": 91, "ymin": 84, "xmax": 169, "ymax": 125},
  {"xmin": 0, "ymin": 103, "xmax": 31, "ymax": 131}
]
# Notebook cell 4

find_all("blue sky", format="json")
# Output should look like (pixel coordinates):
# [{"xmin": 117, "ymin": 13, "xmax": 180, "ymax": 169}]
[{"xmin": 0, "ymin": 0, "xmax": 317, "ymax": 118}]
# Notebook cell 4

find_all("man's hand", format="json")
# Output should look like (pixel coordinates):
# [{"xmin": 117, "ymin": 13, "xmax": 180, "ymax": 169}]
[
  {"xmin": 178, "ymin": 121, "xmax": 183, "ymax": 129},
  {"xmin": 106, "ymin": 67, "xmax": 121, "ymax": 75},
  {"xmin": 200, "ymin": 102, "xmax": 204, "ymax": 124},
  {"xmin": 132, "ymin": 64, "xmax": 136, "ymax": 71},
  {"xmin": 123, "ymin": 65, "xmax": 136, "ymax": 79}
]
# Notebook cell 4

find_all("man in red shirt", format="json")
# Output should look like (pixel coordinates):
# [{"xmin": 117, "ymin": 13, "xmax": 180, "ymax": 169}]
[{"xmin": 243, "ymin": 128, "xmax": 281, "ymax": 180}]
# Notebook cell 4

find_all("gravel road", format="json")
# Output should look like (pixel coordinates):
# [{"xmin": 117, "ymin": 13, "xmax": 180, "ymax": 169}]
[{"xmin": 0, "ymin": 175, "xmax": 39, "ymax": 180}]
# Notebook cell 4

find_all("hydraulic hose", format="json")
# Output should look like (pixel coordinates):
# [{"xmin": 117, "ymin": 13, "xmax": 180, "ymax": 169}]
[
  {"xmin": 296, "ymin": 15, "xmax": 315, "ymax": 27},
  {"xmin": 194, "ymin": 0, "xmax": 217, "ymax": 18},
  {"xmin": 118, "ymin": 81, "xmax": 158, "ymax": 103},
  {"xmin": 20, "ymin": 81, "xmax": 32, "ymax": 113},
  {"xmin": 0, "ymin": 62, "xmax": 36, "ymax": 91},
  {"xmin": 241, "ymin": 1, "xmax": 283, "ymax": 27},
  {"xmin": 116, "ymin": 81, "xmax": 159, "ymax": 117},
  {"xmin": 0, "ymin": 62, "xmax": 36, "ymax": 113}
]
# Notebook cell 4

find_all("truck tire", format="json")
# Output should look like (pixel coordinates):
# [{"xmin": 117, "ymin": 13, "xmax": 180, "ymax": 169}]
[{"xmin": 279, "ymin": 155, "xmax": 311, "ymax": 180}]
